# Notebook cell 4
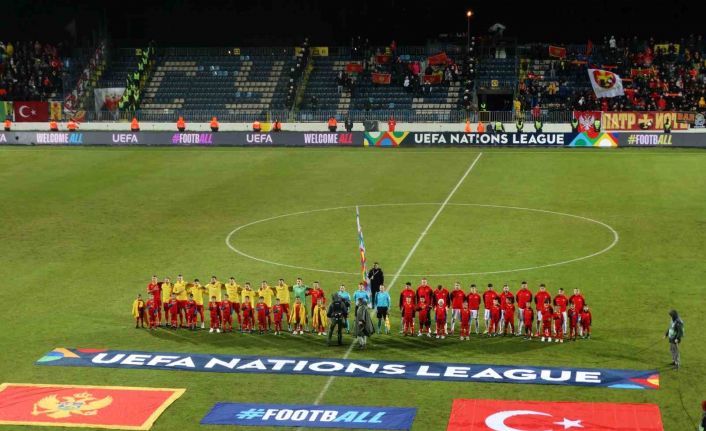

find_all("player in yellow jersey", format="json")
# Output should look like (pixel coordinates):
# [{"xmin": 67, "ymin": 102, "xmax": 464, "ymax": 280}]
[
  {"xmin": 190, "ymin": 278, "xmax": 207, "ymax": 328},
  {"xmin": 172, "ymin": 274, "xmax": 189, "ymax": 327},
  {"xmin": 258, "ymin": 281, "xmax": 275, "ymax": 330},
  {"xmin": 160, "ymin": 277, "xmax": 173, "ymax": 327},
  {"xmin": 275, "ymin": 278, "xmax": 292, "ymax": 330},
  {"xmin": 226, "ymin": 277, "xmax": 242, "ymax": 330},
  {"xmin": 241, "ymin": 282, "xmax": 256, "ymax": 308},
  {"xmin": 206, "ymin": 276, "xmax": 223, "ymax": 325}
]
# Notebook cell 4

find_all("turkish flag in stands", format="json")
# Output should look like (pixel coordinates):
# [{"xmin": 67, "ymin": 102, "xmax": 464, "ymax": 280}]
[
  {"xmin": 447, "ymin": 399, "xmax": 664, "ymax": 431},
  {"xmin": 13, "ymin": 101, "xmax": 49, "ymax": 122}
]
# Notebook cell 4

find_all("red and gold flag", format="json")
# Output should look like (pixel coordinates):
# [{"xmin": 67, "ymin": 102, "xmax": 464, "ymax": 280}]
[{"xmin": 0, "ymin": 383, "xmax": 184, "ymax": 430}]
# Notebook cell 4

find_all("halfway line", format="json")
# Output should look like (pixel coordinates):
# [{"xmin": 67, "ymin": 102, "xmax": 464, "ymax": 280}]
[{"xmin": 310, "ymin": 152, "xmax": 483, "ymax": 407}]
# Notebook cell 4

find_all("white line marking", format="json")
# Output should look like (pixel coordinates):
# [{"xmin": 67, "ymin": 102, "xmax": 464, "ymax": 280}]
[
  {"xmin": 310, "ymin": 154, "xmax": 482, "ymax": 408},
  {"xmin": 385, "ymin": 153, "xmax": 482, "ymax": 293},
  {"xmin": 225, "ymin": 202, "xmax": 620, "ymax": 276}
]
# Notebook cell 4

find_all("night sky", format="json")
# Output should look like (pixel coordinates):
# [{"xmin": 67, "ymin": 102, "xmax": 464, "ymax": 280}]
[{"xmin": 2, "ymin": 0, "xmax": 701, "ymax": 47}]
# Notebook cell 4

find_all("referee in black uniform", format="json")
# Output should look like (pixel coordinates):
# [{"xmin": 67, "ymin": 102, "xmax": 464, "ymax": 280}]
[{"xmin": 367, "ymin": 262, "xmax": 384, "ymax": 308}]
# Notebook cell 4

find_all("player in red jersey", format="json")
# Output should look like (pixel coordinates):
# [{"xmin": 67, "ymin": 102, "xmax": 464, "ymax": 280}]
[
  {"xmin": 459, "ymin": 301, "xmax": 472, "ymax": 340},
  {"xmin": 145, "ymin": 297, "xmax": 159, "ymax": 329},
  {"xmin": 167, "ymin": 293, "xmax": 179, "ymax": 329},
  {"xmin": 208, "ymin": 296, "xmax": 221, "ymax": 333},
  {"xmin": 567, "ymin": 303, "xmax": 580, "ymax": 341},
  {"xmin": 220, "ymin": 294, "xmax": 233, "ymax": 332},
  {"xmin": 515, "ymin": 281, "xmax": 533, "ymax": 335},
  {"xmin": 466, "ymin": 284, "xmax": 481, "ymax": 334},
  {"xmin": 399, "ymin": 282, "xmax": 416, "ymax": 333},
  {"xmin": 540, "ymin": 302, "xmax": 554, "ymax": 342},
  {"xmin": 255, "ymin": 296, "xmax": 270, "ymax": 334},
  {"xmin": 553, "ymin": 288, "xmax": 569, "ymax": 335},
  {"xmin": 309, "ymin": 282, "xmax": 325, "ymax": 318},
  {"xmin": 534, "ymin": 284, "xmax": 551, "ymax": 335},
  {"xmin": 416, "ymin": 296, "xmax": 432, "ymax": 337},
  {"xmin": 498, "ymin": 284, "xmax": 514, "ymax": 330},
  {"xmin": 553, "ymin": 309, "xmax": 564, "ymax": 342},
  {"xmin": 432, "ymin": 285, "xmax": 449, "ymax": 333},
  {"xmin": 488, "ymin": 298, "xmax": 502, "ymax": 336},
  {"xmin": 482, "ymin": 284, "xmax": 499, "ymax": 334},
  {"xmin": 579, "ymin": 304, "xmax": 592, "ymax": 339},
  {"xmin": 146, "ymin": 275, "xmax": 162, "ymax": 325},
  {"xmin": 400, "ymin": 296, "xmax": 416, "ymax": 336},
  {"xmin": 502, "ymin": 297, "xmax": 516, "ymax": 336},
  {"xmin": 449, "ymin": 282, "xmax": 466, "ymax": 334},
  {"xmin": 569, "ymin": 288, "xmax": 586, "ymax": 335},
  {"xmin": 185, "ymin": 294, "xmax": 197, "ymax": 330},
  {"xmin": 241, "ymin": 296, "xmax": 253, "ymax": 333},
  {"xmin": 416, "ymin": 278, "xmax": 433, "ymax": 308},
  {"xmin": 272, "ymin": 298, "xmax": 284, "ymax": 335},
  {"xmin": 434, "ymin": 299, "xmax": 448, "ymax": 339},
  {"xmin": 522, "ymin": 303, "xmax": 534, "ymax": 339}
]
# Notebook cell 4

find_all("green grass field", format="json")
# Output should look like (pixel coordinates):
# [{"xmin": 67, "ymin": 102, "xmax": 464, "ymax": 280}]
[{"xmin": 1, "ymin": 146, "xmax": 705, "ymax": 431}]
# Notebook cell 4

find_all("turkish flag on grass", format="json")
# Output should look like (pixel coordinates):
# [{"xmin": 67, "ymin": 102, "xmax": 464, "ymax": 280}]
[
  {"xmin": 447, "ymin": 399, "xmax": 663, "ymax": 431},
  {"xmin": 0, "ymin": 383, "xmax": 184, "ymax": 430}
]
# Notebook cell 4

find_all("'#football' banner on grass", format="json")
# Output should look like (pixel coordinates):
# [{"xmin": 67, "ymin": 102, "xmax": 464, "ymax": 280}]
[
  {"xmin": 37, "ymin": 348, "xmax": 659, "ymax": 390},
  {"xmin": 201, "ymin": 402, "xmax": 416, "ymax": 429},
  {"xmin": 447, "ymin": 399, "xmax": 663, "ymax": 431},
  {"xmin": 0, "ymin": 383, "xmax": 184, "ymax": 430}
]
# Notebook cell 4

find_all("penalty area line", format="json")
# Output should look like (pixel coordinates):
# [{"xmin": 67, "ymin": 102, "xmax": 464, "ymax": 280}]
[{"xmin": 309, "ymin": 152, "xmax": 483, "ymax": 409}]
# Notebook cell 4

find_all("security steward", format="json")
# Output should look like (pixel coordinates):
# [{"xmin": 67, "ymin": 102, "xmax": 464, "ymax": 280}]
[
  {"xmin": 176, "ymin": 116, "xmax": 186, "ymax": 132},
  {"xmin": 534, "ymin": 118, "xmax": 543, "ymax": 133},
  {"xmin": 49, "ymin": 120, "xmax": 59, "ymax": 131},
  {"xmin": 593, "ymin": 117, "xmax": 602, "ymax": 133},
  {"xmin": 327, "ymin": 116, "xmax": 338, "ymax": 132},
  {"xmin": 67, "ymin": 118, "xmax": 78, "ymax": 132},
  {"xmin": 570, "ymin": 117, "xmax": 579, "ymax": 132},
  {"xmin": 131, "ymin": 117, "xmax": 140, "ymax": 132},
  {"xmin": 494, "ymin": 120, "xmax": 505, "ymax": 133},
  {"xmin": 3, "ymin": 117, "xmax": 11, "ymax": 131},
  {"xmin": 210, "ymin": 116, "xmax": 219, "ymax": 132},
  {"xmin": 252, "ymin": 119, "xmax": 261, "ymax": 132},
  {"xmin": 516, "ymin": 117, "xmax": 524, "ymax": 132},
  {"xmin": 344, "ymin": 116, "xmax": 353, "ymax": 132},
  {"xmin": 663, "ymin": 117, "xmax": 672, "ymax": 134},
  {"xmin": 388, "ymin": 116, "xmax": 396, "ymax": 132},
  {"xmin": 272, "ymin": 119, "xmax": 282, "ymax": 132}
]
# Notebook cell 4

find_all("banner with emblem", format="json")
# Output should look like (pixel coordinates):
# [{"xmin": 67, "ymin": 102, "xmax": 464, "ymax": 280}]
[
  {"xmin": 447, "ymin": 399, "xmax": 663, "ymax": 431},
  {"xmin": 0, "ymin": 101, "xmax": 12, "ymax": 120},
  {"xmin": 94, "ymin": 87, "xmax": 126, "ymax": 112},
  {"xmin": 13, "ymin": 101, "xmax": 49, "ymax": 122},
  {"xmin": 49, "ymin": 101, "xmax": 63, "ymax": 121},
  {"xmin": 588, "ymin": 69, "xmax": 624, "ymax": 98},
  {"xmin": 0, "ymin": 383, "xmax": 184, "ymax": 430}
]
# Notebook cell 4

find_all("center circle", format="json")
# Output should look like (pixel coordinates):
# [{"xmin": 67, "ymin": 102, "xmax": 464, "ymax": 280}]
[{"xmin": 225, "ymin": 203, "xmax": 619, "ymax": 276}]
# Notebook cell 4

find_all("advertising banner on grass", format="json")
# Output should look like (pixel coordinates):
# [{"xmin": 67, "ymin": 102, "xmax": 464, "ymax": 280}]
[
  {"xmin": 447, "ymin": 399, "xmax": 663, "ymax": 431},
  {"xmin": 201, "ymin": 402, "xmax": 416, "ymax": 429},
  {"xmin": 37, "ymin": 348, "xmax": 660, "ymax": 390},
  {"xmin": 0, "ymin": 382, "xmax": 184, "ymax": 430},
  {"xmin": 602, "ymin": 111, "xmax": 694, "ymax": 130}
]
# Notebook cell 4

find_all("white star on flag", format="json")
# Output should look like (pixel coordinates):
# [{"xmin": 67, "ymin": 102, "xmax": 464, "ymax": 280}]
[{"xmin": 554, "ymin": 418, "xmax": 583, "ymax": 429}]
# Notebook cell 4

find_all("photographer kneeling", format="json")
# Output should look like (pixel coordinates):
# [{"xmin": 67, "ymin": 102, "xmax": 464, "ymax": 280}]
[{"xmin": 327, "ymin": 293, "xmax": 348, "ymax": 346}]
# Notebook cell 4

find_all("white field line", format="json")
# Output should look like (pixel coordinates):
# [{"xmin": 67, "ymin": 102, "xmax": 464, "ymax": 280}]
[{"xmin": 310, "ymin": 152, "xmax": 482, "ymax": 408}]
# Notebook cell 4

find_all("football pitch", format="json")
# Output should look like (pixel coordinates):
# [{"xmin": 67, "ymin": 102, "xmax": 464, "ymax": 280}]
[{"xmin": 1, "ymin": 146, "xmax": 705, "ymax": 430}]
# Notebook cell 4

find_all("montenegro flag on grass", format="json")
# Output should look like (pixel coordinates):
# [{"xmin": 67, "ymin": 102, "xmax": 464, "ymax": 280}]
[{"xmin": 0, "ymin": 383, "xmax": 184, "ymax": 430}]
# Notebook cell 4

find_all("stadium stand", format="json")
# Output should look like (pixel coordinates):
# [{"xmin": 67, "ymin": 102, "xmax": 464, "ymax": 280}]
[
  {"xmin": 0, "ymin": 41, "xmax": 64, "ymax": 101},
  {"xmin": 139, "ymin": 48, "xmax": 296, "ymax": 121}
]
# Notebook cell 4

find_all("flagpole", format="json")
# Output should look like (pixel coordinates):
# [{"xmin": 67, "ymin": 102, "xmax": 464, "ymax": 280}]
[{"xmin": 356, "ymin": 206, "xmax": 370, "ymax": 296}]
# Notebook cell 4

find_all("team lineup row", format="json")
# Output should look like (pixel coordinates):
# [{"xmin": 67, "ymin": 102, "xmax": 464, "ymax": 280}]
[{"xmin": 130, "ymin": 276, "xmax": 593, "ymax": 342}]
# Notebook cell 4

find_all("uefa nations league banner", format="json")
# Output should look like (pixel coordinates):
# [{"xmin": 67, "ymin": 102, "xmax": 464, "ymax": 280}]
[
  {"xmin": 37, "ymin": 348, "xmax": 659, "ymax": 390},
  {"xmin": 201, "ymin": 403, "xmax": 417, "ymax": 429}
]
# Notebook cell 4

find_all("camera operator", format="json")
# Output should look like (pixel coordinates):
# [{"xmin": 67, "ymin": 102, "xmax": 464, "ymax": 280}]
[{"xmin": 327, "ymin": 293, "xmax": 349, "ymax": 346}]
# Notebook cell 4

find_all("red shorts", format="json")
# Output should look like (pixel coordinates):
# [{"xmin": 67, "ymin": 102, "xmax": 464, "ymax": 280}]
[
  {"xmin": 233, "ymin": 303, "xmax": 241, "ymax": 313},
  {"xmin": 281, "ymin": 303, "xmax": 290, "ymax": 314},
  {"xmin": 178, "ymin": 300, "xmax": 187, "ymax": 310}
]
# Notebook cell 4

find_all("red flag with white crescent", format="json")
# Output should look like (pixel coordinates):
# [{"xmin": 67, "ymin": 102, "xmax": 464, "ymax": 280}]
[{"xmin": 447, "ymin": 399, "xmax": 663, "ymax": 431}]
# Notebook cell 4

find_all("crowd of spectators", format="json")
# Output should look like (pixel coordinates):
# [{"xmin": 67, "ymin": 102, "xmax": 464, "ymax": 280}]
[
  {"xmin": 517, "ymin": 35, "xmax": 706, "ymax": 112},
  {"xmin": 0, "ymin": 41, "xmax": 65, "ymax": 101}
]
